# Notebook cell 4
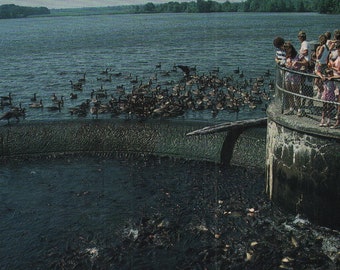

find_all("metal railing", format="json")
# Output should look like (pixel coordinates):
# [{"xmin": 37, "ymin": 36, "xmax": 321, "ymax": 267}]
[{"xmin": 275, "ymin": 65, "xmax": 340, "ymax": 127}]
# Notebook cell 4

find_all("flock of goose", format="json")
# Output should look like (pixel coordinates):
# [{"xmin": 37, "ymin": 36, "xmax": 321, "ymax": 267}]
[{"xmin": 0, "ymin": 63, "xmax": 274, "ymax": 124}]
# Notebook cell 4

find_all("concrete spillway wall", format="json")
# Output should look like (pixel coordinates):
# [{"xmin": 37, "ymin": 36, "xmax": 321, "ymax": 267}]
[{"xmin": 0, "ymin": 119, "xmax": 266, "ymax": 168}]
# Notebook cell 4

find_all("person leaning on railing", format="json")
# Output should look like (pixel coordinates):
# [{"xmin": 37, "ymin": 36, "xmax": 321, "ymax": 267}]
[
  {"xmin": 282, "ymin": 41, "xmax": 308, "ymax": 116},
  {"xmin": 317, "ymin": 69, "xmax": 337, "ymax": 127},
  {"xmin": 273, "ymin": 36, "xmax": 286, "ymax": 66},
  {"xmin": 273, "ymin": 37, "xmax": 286, "ymax": 88},
  {"xmin": 313, "ymin": 34, "xmax": 331, "ymax": 99},
  {"xmin": 328, "ymin": 43, "xmax": 340, "ymax": 128}
]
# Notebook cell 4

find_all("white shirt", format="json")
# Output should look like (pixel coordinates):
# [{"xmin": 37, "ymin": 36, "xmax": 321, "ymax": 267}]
[{"xmin": 300, "ymin": 40, "xmax": 311, "ymax": 62}]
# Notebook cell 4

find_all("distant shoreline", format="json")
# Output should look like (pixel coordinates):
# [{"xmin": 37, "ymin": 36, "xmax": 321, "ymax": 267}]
[{"xmin": 2, "ymin": 1, "xmax": 339, "ymax": 20}]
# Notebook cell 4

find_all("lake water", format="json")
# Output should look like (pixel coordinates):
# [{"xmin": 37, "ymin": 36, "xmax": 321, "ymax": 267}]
[
  {"xmin": 1, "ymin": 12, "xmax": 340, "ymax": 121},
  {"xmin": 1, "ymin": 12, "xmax": 339, "ymax": 269}
]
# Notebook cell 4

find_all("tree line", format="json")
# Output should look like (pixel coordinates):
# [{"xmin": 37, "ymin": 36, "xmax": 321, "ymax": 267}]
[
  {"xmin": 137, "ymin": 0, "xmax": 339, "ymax": 14},
  {"xmin": 1, "ymin": 0, "xmax": 339, "ymax": 19},
  {"xmin": 0, "ymin": 4, "xmax": 50, "ymax": 19}
]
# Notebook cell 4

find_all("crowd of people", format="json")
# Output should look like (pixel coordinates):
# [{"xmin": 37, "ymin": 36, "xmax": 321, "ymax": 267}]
[{"xmin": 273, "ymin": 29, "xmax": 340, "ymax": 128}]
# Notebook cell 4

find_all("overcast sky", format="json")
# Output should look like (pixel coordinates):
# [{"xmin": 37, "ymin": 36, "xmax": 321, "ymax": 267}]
[{"xmin": 0, "ymin": 0, "xmax": 240, "ymax": 9}]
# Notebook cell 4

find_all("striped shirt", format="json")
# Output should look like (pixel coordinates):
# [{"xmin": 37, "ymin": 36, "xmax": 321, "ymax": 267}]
[{"xmin": 276, "ymin": 49, "xmax": 286, "ymax": 65}]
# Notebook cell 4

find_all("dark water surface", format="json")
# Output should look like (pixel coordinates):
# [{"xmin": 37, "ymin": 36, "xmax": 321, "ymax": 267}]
[{"xmin": 0, "ymin": 155, "xmax": 339, "ymax": 269}]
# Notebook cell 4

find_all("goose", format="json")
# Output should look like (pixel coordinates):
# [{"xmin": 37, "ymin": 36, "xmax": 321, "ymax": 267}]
[
  {"xmin": 233, "ymin": 67, "xmax": 240, "ymax": 74},
  {"xmin": 46, "ymin": 101, "xmax": 61, "ymax": 112},
  {"xmin": 78, "ymin": 72, "xmax": 86, "ymax": 84},
  {"xmin": 155, "ymin": 62, "xmax": 161, "ymax": 69},
  {"xmin": 10, "ymin": 103, "xmax": 24, "ymax": 113},
  {"xmin": 161, "ymin": 70, "xmax": 171, "ymax": 77},
  {"xmin": 172, "ymin": 63, "xmax": 177, "ymax": 72},
  {"xmin": 1, "ymin": 98, "xmax": 12, "ymax": 107},
  {"xmin": 177, "ymin": 65, "xmax": 191, "ymax": 77},
  {"xmin": 30, "ymin": 93, "xmax": 37, "ymax": 102},
  {"xmin": 150, "ymin": 73, "xmax": 158, "ymax": 81},
  {"xmin": 116, "ymin": 85, "xmax": 125, "ymax": 95},
  {"xmin": 264, "ymin": 69, "xmax": 271, "ymax": 77},
  {"xmin": 70, "ymin": 93, "xmax": 78, "ymax": 99},
  {"xmin": 70, "ymin": 80, "xmax": 83, "ymax": 91},
  {"xmin": 1, "ymin": 92, "xmax": 12, "ymax": 101},
  {"xmin": 256, "ymin": 76, "xmax": 264, "ymax": 85},
  {"xmin": 100, "ymin": 67, "xmax": 111, "ymax": 75},
  {"xmin": 130, "ymin": 76, "xmax": 139, "ymax": 84},
  {"xmin": 96, "ymin": 90, "xmax": 108, "ymax": 99},
  {"xmin": 52, "ymin": 95, "xmax": 64, "ymax": 106},
  {"xmin": 29, "ymin": 99, "xmax": 43, "ymax": 108},
  {"xmin": 0, "ymin": 111, "xmax": 18, "ymax": 124},
  {"xmin": 0, "ymin": 108, "xmax": 25, "ymax": 124},
  {"xmin": 51, "ymin": 93, "xmax": 58, "ymax": 101},
  {"xmin": 212, "ymin": 67, "xmax": 219, "ymax": 73},
  {"xmin": 113, "ymin": 72, "xmax": 122, "ymax": 77},
  {"xmin": 102, "ymin": 74, "xmax": 112, "ymax": 82},
  {"xmin": 190, "ymin": 65, "xmax": 197, "ymax": 72},
  {"xmin": 90, "ymin": 105, "xmax": 99, "ymax": 118},
  {"xmin": 69, "ymin": 100, "xmax": 90, "ymax": 116}
]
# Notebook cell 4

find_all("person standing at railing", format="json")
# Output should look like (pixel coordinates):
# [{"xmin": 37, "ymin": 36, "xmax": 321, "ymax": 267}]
[
  {"xmin": 314, "ymin": 34, "xmax": 331, "ymax": 99},
  {"xmin": 328, "ymin": 29, "xmax": 340, "ymax": 63},
  {"xmin": 273, "ymin": 37, "xmax": 286, "ymax": 90},
  {"xmin": 273, "ymin": 36, "xmax": 286, "ymax": 66},
  {"xmin": 297, "ymin": 31, "xmax": 311, "ymax": 65},
  {"xmin": 329, "ymin": 43, "xmax": 340, "ymax": 128},
  {"xmin": 283, "ymin": 42, "xmax": 307, "ymax": 115},
  {"xmin": 297, "ymin": 31, "xmax": 312, "ymax": 116},
  {"xmin": 317, "ymin": 69, "xmax": 337, "ymax": 127}
]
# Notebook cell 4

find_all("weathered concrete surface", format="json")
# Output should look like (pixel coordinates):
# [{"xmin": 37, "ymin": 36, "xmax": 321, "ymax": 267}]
[
  {"xmin": 266, "ymin": 104, "xmax": 340, "ymax": 229},
  {"xmin": 0, "ymin": 119, "xmax": 266, "ymax": 168}
]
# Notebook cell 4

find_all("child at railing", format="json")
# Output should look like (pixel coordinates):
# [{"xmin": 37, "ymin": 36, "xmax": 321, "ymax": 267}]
[{"xmin": 318, "ymin": 69, "xmax": 337, "ymax": 127}]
